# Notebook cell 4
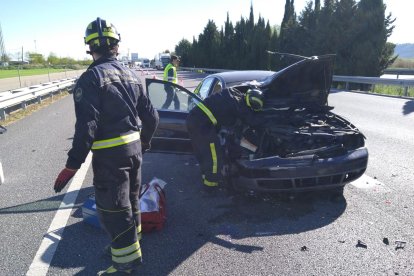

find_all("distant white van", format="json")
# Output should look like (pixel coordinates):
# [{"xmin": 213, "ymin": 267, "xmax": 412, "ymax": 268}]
[{"xmin": 142, "ymin": 59, "xmax": 150, "ymax": 68}]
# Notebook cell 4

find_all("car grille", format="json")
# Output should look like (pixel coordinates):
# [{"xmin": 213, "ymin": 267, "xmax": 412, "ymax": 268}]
[{"xmin": 256, "ymin": 169, "xmax": 365, "ymax": 191}]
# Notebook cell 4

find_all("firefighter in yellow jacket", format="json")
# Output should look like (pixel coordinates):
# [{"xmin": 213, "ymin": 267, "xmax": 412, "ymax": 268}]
[{"xmin": 53, "ymin": 18, "xmax": 159, "ymax": 275}]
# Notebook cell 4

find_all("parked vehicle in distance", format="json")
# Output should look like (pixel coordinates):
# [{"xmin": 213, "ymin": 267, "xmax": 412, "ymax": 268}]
[
  {"xmin": 145, "ymin": 55, "xmax": 368, "ymax": 195},
  {"xmin": 142, "ymin": 58, "xmax": 150, "ymax": 68},
  {"xmin": 153, "ymin": 53, "xmax": 171, "ymax": 70}
]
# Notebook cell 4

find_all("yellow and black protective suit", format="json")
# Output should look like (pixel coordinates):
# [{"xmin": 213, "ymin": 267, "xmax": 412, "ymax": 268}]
[
  {"xmin": 186, "ymin": 87, "xmax": 257, "ymax": 187},
  {"xmin": 66, "ymin": 55, "xmax": 159, "ymax": 269}
]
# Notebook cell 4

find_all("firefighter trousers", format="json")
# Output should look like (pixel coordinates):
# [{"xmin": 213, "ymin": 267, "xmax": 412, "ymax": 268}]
[
  {"xmin": 186, "ymin": 112, "xmax": 223, "ymax": 186},
  {"xmin": 92, "ymin": 150, "xmax": 142, "ymax": 268}
]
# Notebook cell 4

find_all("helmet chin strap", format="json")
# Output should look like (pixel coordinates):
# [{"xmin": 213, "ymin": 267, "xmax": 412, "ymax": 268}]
[{"xmin": 86, "ymin": 49, "xmax": 96, "ymax": 61}]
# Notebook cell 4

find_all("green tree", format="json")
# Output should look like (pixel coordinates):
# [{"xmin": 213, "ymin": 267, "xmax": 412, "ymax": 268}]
[
  {"xmin": 197, "ymin": 20, "xmax": 221, "ymax": 67},
  {"xmin": 278, "ymin": 0, "xmax": 300, "ymax": 68},
  {"xmin": 222, "ymin": 12, "xmax": 235, "ymax": 68},
  {"xmin": 27, "ymin": 52, "xmax": 45, "ymax": 64},
  {"xmin": 47, "ymin": 52, "xmax": 60, "ymax": 65},
  {"xmin": 349, "ymin": 0, "xmax": 396, "ymax": 76},
  {"xmin": 331, "ymin": 0, "xmax": 357, "ymax": 74},
  {"xmin": 175, "ymin": 38, "xmax": 192, "ymax": 67}
]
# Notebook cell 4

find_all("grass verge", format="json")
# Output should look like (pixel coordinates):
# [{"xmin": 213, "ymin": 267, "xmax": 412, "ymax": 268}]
[
  {"xmin": 0, "ymin": 68, "xmax": 70, "ymax": 79},
  {"xmin": 372, "ymin": 84, "xmax": 414, "ymax": 97}
]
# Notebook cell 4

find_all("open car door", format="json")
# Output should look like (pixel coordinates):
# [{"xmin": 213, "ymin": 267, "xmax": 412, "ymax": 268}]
[{"xmin": 145, "ymin": 78, "xmax": 202, "ymax": 154}]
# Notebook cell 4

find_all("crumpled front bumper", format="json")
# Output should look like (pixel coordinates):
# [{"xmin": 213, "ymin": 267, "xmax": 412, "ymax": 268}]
[{"xmin": 233, "ymin": 147, "xmax": 368, "ymax": 192}]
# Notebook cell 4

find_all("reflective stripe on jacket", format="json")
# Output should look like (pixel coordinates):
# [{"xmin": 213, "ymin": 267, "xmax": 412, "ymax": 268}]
[
  {"xmin": 91, "ymin": 132, "xmax": 140, "ymax": 150},
  {"xmin": 196, "ymin": 102, "xmax": 217, "ymax": 126},
  {"xmin": 66, "ymin": 56, "xmax": 159, "ymax": 169}
]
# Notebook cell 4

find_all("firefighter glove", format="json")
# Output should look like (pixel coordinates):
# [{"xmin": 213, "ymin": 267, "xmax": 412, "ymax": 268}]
[
  {"xmin": 54, "ymin": 168, "xmax": 77, "ymax": 193},
  {"xmin": 141, "ymin": 141, "xmax": 151, "ymax": 153}
]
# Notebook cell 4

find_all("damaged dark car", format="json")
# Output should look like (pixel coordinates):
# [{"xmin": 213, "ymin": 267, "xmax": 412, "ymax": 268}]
[{"xmin": 145, "ymin": 55, "xmax": 368, "ymax": 194}]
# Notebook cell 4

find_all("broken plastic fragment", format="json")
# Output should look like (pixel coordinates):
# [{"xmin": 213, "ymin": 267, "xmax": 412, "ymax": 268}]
[
  {"xmin": 395, "ymin": 241, "xmax": 406, "ymax": 250},
  {"xmin": 356, "ymin": 240, "xmax": 367, "ymax": 248}
]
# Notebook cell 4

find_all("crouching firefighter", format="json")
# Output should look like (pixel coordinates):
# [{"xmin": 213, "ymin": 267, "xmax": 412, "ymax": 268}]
[
  {"xmin": 53, "ymin": 17, "xmax": 159, "ymax": 275},
  {"xmin": 186, "ymin": 87, "xmax": 264, "ymax": 188}
]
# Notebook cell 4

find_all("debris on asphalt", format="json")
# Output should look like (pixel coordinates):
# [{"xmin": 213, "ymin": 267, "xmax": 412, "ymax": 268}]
[
  {"xmin": 300, "ymin": 246, "xmax": 309, "ymax": 251},
  {"xmin": 395, "ymin": 240, "xmax": 406, "ymax": 250},
  {"xmin": 356, "ymin": 240, "xmax": 367, "ymax": 248},
  {"xmin": 338, "ymin": 240, "xmax": 346, "ymax": 243},
  {"xmin": 383, "ymin": 238, "xmax": 390, "ymax": 245}
]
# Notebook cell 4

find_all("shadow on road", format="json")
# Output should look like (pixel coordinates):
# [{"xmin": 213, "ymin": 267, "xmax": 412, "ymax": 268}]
[
  {"xmin": 0, "ymin": 189, "xmax": 89, "ymax": 215},
  {"xmin": 46, "ymin": 153, "xmax": 346, "ymax": 275},
  {"xmin": 402, "ymin": 100, "xmax": 414, "ymax": 115}
]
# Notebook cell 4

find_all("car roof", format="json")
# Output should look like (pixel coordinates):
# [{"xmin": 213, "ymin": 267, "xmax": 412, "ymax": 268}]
[{"xmin": 209, "ymin": 70, "xmax": 275, "ymax": 86}]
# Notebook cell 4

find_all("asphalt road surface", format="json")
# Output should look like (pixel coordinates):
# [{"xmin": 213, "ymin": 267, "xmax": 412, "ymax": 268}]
[{"xmin": 0, "ymin": 69, "xmax": 413, "ymax": 275}]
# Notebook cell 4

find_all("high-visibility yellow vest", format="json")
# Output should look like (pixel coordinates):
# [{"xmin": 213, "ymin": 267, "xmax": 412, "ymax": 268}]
[{"xmin": 163, "ymin": 63, "xmax": 177, "ymax": 84}]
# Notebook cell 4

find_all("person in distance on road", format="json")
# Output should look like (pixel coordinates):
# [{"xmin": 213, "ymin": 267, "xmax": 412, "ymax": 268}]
[
  {"xmin": 53, "ymin": 17, "xmax": 159, "ymax": 275},
  {"xmin": 161, "ymin": 54, "xmax": 181, "ymax": 110},
  {"xmin": 186, "ymin": 86, "xmax": 264, "ymax": 189}
]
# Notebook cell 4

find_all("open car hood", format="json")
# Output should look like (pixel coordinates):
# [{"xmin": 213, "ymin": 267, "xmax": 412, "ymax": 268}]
[{"xmin": 259, "ymin": 55, "xmax": 335, "ymax": 107}]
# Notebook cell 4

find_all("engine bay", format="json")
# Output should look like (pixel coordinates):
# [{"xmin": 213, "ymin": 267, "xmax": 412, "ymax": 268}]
[{"xmin": 222, "ymin": 106, "xmax": 366, "ymax": 161}]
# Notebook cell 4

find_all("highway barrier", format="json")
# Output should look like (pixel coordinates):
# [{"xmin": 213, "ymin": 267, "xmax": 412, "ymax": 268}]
[{"xmin": 0, "ymin": 78, "xmax": 76, "ymax": 121}]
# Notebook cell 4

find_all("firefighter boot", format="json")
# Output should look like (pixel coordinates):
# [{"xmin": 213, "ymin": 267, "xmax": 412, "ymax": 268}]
[
  {"xmin": 96, "ymin": 265, "xmax": 132, "ymax": 275},
  {"xmin": 103, "ymin": 228, "xmax": 142, "ymax": 257},
  {"xmin": 98, "ymin": 249, "xmax": 142, "ymax": 275}
]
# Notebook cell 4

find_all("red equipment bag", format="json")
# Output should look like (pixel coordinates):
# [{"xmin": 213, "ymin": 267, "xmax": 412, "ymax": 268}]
[{"xmin": 139, "ymin": 178, "xmax": 167, "ymax": 233}]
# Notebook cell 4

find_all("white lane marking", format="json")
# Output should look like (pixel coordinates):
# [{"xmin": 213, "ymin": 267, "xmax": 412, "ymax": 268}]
[
  {"xmin": 0, "ymin": 161, "xmax": 4, "ymax": 185},
  {"xmin": 350, "ymin": 174, "xmax": 390, "ymax": 192},
  {"xmin": 26, "ymin": 152, "xmax": 92, "ymax": 276}
]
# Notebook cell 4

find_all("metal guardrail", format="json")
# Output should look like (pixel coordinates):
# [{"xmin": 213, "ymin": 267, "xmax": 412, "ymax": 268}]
[
  {"xmin": 383, "ymin": 68, "xmax": 414, "ymax": 77},
  {"xmin": 333, "ymin": 75, "xmax": 414, "ymax": 97},
  {"xmin": 0, "ymin": 78, "xmax": 76, "ymax": 121},
  {"xmin": 181, "ymin": 67, "xmax": 414, "ymax": 97}
]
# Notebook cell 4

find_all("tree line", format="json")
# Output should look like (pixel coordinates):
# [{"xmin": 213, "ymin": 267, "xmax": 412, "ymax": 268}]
[
  {"xmin": 2, "ymin": 52, "xmax": 90, "ymax": 70},
  {"xmin": 174, "ymin": 0, "xmax": 396, "ymax": 77}
]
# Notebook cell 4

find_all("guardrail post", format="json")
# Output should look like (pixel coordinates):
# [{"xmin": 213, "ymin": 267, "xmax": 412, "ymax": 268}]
[
  {"xmin": 37, "ymin": 96, "xmax": 42, "ymax": 104},
  {"xmin": 21, "ymin": 101, "xmax": 27, "ymax": 110},
  {"xmin": 345, "ymin": 82, "xmax": 349, "ymax": 90},
  {"xmin": 404, "ymin": 86, "xmax": 408, "ymax": 97},
  {"xmin": 17, "ymin": 66, "xmax": 22, "ymax": 88},
  {"xmin": 0, "ymin": 108, "xmax": 6, "ymax": 121}
]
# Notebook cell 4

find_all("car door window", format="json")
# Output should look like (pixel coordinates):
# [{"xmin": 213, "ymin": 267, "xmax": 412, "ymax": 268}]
[
  {"xmin": 146, "ymin": 80, "xmax": 201, "ymax": 112},
  {"xmin": 194, "ymin": 77, "xmax": 215, "ymax": 99},
  {"xmin": 212, "ymin": 81, "xmax": 223, "ymax": 94}
]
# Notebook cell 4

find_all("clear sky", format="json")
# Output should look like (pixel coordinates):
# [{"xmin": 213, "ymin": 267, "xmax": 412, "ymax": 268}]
[{"xmin": 0, "ymin": 0, "xmax": 411, "ymax": 61}]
